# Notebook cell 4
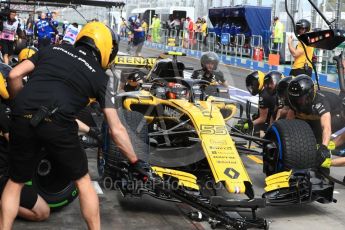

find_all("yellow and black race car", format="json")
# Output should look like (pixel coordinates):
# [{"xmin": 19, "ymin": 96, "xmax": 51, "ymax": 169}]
[{"xmin": 97, "ymin": 52, "xmax": 334, "ymax": 230}]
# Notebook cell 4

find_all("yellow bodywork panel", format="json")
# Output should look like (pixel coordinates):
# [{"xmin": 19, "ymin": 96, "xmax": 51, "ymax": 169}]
[
  {"xmin": 173, "ymin": 100, "xmax": 251, "ymax": 194},
  {"xmin": 264, "ymin": 170, "xmax": 292, "ymax": 192},
  {"xmin": 152, "ymin": 166, "xmax": 199, "ymax": 190},
  {"xmin": 114, "ymin": 56, "xmax": 157, "ymax": 68},
  {"xmin": 123, "ymin": 91, "xmax": 251, "ymax": 195},
  {"xmin": 0, "ymin": 73, "xmax": 9, "ymax": 99},
  {"xmin": 166, "ymin": 51, "xmax": 185, "ymax": 56}
]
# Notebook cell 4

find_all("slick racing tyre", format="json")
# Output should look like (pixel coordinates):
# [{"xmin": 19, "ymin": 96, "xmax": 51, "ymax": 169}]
[
  {"xmin": 32, "ymin": 152, "xmax": 78, "ymax": 210},
  {"xmin": 263, "ymin": 119, "xmax": 318, "ymax": 176},
  {"xmin": 101, "ymin": 109, "xmax": 149, "ymax": 180}
]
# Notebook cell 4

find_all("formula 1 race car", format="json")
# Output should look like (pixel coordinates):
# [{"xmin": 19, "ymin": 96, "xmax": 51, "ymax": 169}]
[{"xmin": 96, "ymin": 52, "xmax": 335, "ymax": 229}]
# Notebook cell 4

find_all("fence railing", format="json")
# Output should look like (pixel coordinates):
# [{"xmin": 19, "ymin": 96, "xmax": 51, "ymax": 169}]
[{"xmin": 121, "ymin": 28, "xmax": 342, "ymax": 75}]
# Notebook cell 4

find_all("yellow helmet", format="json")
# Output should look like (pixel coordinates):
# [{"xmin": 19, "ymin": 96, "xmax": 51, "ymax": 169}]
[
  {"xmin": 75, "ymin": 22, "xmax": 118, "ymax": 69},
  {"xmin": 18, "ymin": 47, "xmax": 36, "ymax": 62},
  {"xmin": 246, "ymin": 71, "xmax": 265, "ymax": 96}
]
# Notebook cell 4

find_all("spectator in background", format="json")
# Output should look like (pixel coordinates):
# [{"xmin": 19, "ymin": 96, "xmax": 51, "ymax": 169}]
[
  {"xmin": 170, "ymin": 17, "xmax": 181, "ymax": 44},
  {"xmin": 271, "ymin": 16, "xmax": 284, "ymax": 54},
  {"xmin": 132, "ymin": 18, "xmax": 145, "ymax": 56},
  {"xmin": 141, "ymin": 19, "xmax": 148, "ymax": 38},
  {"xmin": 62, "ymin": 22, "xmax": 79, "ymax": 45},
  {"xmin": 165, "ymin": 15, "xmax": 173, "ymax": 37},
  {"xmin": 179, "ymin": 18, "xmax": 185, "ymax": 41},
  {"xmin": 25, "ymin": 14, "xmax": 34, "ymax": 35},
  {"xmin": 201, "ymin": 18, "xmax": 207, "ymax": 49},
  {"xmin": 51, "ymin": 12, "xmax": 59, "ymax": 28},
  {"xmin": 180, "ymin": 18, "xmax": 185, "ymax": 31},
  {"xmin": 150, "ymin": 14, "xmax": 161, "ymax": 43},
  {"xmin": 171, "ymin": 17, "xmax": 180, "ymax": 35},
  {"xmin": 186, "ymin": 17, "xmax": 194, "ymax": 48},
  {"xmin": 0, "ymin": 10, "xmax": 22, "ymax": 64},
  {"xmin": 194, "ymin": 18, "xmax": 202, "ymax": 43},
  {"xmin": 35, "ymin": 12, "xmax": 58, "ymax": 48},
  {"xmin": 120, "ymin": 19, "xmax": 127, "ymax": 37}
]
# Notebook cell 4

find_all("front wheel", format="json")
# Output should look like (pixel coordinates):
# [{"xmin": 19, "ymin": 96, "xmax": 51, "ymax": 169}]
[
  {"xmin": 263, "ymin": 119, "xmax": 318, "ymax": 176},
  {"xmin": 100, "ymin": 109, "xmax": 149, "ymax": 180}
]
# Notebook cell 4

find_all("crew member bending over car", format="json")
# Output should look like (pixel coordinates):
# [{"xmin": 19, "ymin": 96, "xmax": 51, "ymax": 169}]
[
  {"xmin": 287, "ymin": 75, "xmax": 345, "ymax": 167},
  {"xmin": 261, "ymin": 71, "xmax": 284, "ymax": 122},
  {"xmin": 192, "ymin": 52, "xmax": 229, "ymax": 87},
  {"xmin": 1, "ymin": 22, "xmax": 151, "ymax": 230},
  {"xmin": 18, "ymin": 46, "xmax": 103, "ymax": 145},
  {"xmin": 319, "ymin": 59, "xmax": 345, "ymax": 167},
  {"xmin": 245, "ymin": 71, "xmax": 282, "ymax": 133}
]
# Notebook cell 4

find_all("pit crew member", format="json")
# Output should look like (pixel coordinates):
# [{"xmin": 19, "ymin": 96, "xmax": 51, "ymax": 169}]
[
  {"xmin": 1, "ymin": 22, "xmax": 150, "ymax": 230},
  {"xmin": 287, "ymin": 75, "xmax": 345, "ymax": 167}
]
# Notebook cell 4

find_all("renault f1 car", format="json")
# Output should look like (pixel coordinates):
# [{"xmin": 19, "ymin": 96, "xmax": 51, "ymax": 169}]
[{"xmin": 97, "ymin": 52, "xmax": 335, "ymax": 229}]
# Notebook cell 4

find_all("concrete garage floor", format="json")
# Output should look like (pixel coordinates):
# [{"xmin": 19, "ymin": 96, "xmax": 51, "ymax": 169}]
[
  {"xmin": 14, "ymin": 150, "xmax": 208, "ymax": 230},
  {"xmin": 11, "ymin": 43, "xmax": 345, "ymax": 229}
]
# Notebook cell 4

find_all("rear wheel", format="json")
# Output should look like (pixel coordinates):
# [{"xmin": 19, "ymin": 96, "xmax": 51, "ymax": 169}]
[
  {"xmin": 263, "ymin": 119, "xmax": 318, "ymax": 176},
  {"xmin": 32, "ymin": 152, "xmax": 78, "ymax": 210}
]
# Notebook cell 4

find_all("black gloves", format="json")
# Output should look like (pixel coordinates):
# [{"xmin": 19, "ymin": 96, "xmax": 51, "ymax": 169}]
[
  {"xmin": 130, "ymin": 159, "xmax": 153, "ymax": 179},
  {"xmin": 318, "ymin": 144, "xmax": 332, "ymax": 168},
  {"xmin": 87, "ymin": 127, "xmax": 103, "ymax": 146}
]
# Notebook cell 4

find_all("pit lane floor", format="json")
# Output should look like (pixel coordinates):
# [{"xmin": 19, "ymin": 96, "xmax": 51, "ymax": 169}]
[{"xmin": 12, "ymin": 44, "xmax": 345, "ymax": 229}]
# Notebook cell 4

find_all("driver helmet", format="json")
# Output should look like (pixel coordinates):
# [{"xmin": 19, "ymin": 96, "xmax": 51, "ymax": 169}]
[
  {"xmin": 166, "ymin": 82, "xmax": 189, "ymax": 100},
  {"xmin": 263, "ymin": 71, "xmax": 284, "ymax": 95},
  {"xmin": 295, "ymin": 19, "xmax": 311, "ymax": 35},
  {"xmin": 287, "ymin": 74, "xmax": 315, "ymax": 114},
  {"xmin": 245, "ymin": 70, "xmax": 265, "ymax": 96},
  {"xmin": 127, "ymin": 72, "xmax": 143, "ymax": 86},
  {"xmin": 75, "ymin": 22, "xmax": 118, "ymax": 69},
  {"xmin": 18, "ymin": 47, "xmax": 37, "ymax": 62},
  {"xmin": 201, "ymin": 52, "xmax": 219, "ymax": 71}
]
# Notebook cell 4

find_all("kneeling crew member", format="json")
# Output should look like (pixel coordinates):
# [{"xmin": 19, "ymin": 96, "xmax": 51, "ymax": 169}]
[
  {"xmin": 0, "ymin": 74, "xmax": 50, "ymax": 221},
  {"xmin": 1, "ymin": 22, "xmax": 150, "ymax": 230}
]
